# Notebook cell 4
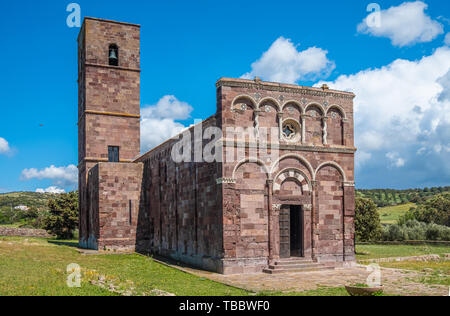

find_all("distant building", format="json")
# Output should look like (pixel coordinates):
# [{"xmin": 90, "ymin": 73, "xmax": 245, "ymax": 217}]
[{"xmin": 14, "ymin": 205, "xmax": 30, "ymax": 211}]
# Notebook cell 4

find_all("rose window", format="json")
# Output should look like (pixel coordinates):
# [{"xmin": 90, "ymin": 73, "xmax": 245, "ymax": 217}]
[{"xmin": 282, "ymin": 121, "xmax": 299, "ymax": 141}]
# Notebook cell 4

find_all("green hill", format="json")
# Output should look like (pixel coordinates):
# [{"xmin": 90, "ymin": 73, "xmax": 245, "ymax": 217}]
[
  {"xmin": 0, "ymin": 192, "xmax": 56, "ymax": 210},
  {"xmin": 378, "ymin": 203, "xmax": 416, "ymax": 225},
  {"xmin": 356, "ymin": 186, "xmax": 450, "ymax": 207},
  {"xmin": 0, "ymin": 192, "xmax": 59, "ymax": 228}
]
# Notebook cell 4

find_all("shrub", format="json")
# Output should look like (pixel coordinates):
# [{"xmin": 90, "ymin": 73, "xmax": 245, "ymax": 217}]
[
  {"xmin": 382, "ymin": 220, "xmax": 450, "ymax": 241},
  {"xmin": 43, "ymin": 192, "xmax": 79, "ymax": 239}
]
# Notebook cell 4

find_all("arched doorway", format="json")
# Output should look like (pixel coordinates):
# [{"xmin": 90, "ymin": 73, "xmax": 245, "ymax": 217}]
[
  {"xmin": 272, "ymin": 168, "xmax": 312, "ymax": 259},
  {"xmin": 279, "ymin": 204, "xmax": 304, "ymax": 258}
]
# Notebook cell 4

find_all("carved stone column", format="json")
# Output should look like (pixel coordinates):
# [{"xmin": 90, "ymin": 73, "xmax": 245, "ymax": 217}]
[
  {"xmin": 272, "ymin": 203, "xmax": 282, "ymax": 260},
  {"xmin": 301, "ymin": 114, "xmax": 306, "ymax": 144},
  {"xmin": 322, "ymin": 116, "xmax": 329, "ymax": 145},
  {"xmin": 277, "ymin": 112, "xmax": 284, "ymax": 141},
  {"xmin": 253, "ymin": 109, "xmax": 262, "ymax": 140},
  {"xmin": 342, "ymin": 118, "xmax": 348, "ymax": 146}
]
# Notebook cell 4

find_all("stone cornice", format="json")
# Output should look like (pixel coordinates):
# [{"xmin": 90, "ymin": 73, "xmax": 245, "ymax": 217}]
[
  {"xmin": 78, "ymin": 158, "xmax": 134, "ymax": 166},
  {"xmin": 84, "ymin": 62, "xmax": 141, "ymax": 73},
  {"xmin": 216, "ymin": 78, "xmax": 355, "ymax": 100},
  {"xmin": 84, "ymin": 17, "xmax": 141, "ymax": 28},
  {"xmin": 220, "ymin": 140, "xmax": 357, "ymax": 154},
  {"xmin": 78, "ymin": 110, "xmax": 140, "ymax": 125},
  {"xmin": 83, "ymin": 110, "xmax": 140, "ymax": 118}
]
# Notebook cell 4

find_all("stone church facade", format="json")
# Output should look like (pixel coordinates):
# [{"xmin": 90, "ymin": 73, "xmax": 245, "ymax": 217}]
[{"xmin": 78, "ymin": 17, "xmax": 357, "ymax": 274}]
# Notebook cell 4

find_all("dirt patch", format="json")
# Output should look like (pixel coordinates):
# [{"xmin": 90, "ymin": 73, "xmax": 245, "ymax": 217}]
[{"xmin": 178, "ymin": 265, "xmax": 448, "ymax": 296}]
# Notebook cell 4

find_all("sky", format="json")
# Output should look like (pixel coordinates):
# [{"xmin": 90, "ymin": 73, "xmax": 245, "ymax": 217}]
[{"xmin": 0, "ymin": 0, "xmax": 449, "ymax": 193}]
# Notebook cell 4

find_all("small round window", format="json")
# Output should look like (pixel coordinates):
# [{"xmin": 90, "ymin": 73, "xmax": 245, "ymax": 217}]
[{"xmin": 282, "ymin": 120, "xmax": 300, "ymax": 142}]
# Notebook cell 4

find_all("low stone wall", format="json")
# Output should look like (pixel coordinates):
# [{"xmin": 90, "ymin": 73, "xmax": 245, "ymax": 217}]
[
  {"xmin": 360, "ymin": 254, "xmax": 450, "ymax": 264},
  {"xmin": 357, "ymin": 241, "xmax": 450, "ymax": 246},
  {"xmin": 0, "ymin": 227, "xmax": 53, "ymax": 238}
]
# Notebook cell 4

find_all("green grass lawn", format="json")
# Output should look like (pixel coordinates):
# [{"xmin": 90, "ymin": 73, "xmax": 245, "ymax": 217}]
[
  {"xmin": 0, "ymin": 237, "xmax": 250, "ymax": 296},
  {"xmin": 4, "ymin": 237, "xmax": 447, "ymax": 296},
  {"xmin": 356, "ymin": 244, "xmax": 450, "ymax": 261},
  {"xmin": 1, "ymin": 236, "xmax": 353, "ymax": 296},
  {"xmin": 0, "ymin": 223, "xmax": 22, "ymax": 228},
  {"xmin": 378, "ymin": 203, "xmax": 415, "ymax": 225}
]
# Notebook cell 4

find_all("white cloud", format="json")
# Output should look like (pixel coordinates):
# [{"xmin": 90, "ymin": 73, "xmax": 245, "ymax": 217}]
[
  {"xmin": 36, "ymin": 186, "xmax": 65, "ymax": 194},
  {"xmin": 141, "ymin": 95, "xmax": 193, "ymax": 121},
  {"xmin": 242, "ymin": 37, "xmax": 335, "ymax": 84},
  {"xmin": 21, "ymin": 164, "xmax": 78, "ymax": 187},
  {"xmin": 141, "ymin": 95, "xmax": 193, "ymax": 152},
  {"xmin": 317, "ymin": 46, "xmax": 450, "ymax": 186},
  {"xmin": 0, "ymin": 137, "xmax": 10, "ymax": 154},
  {"xmin": 356, "ymin": 150, "xmax": 372, "ymax": 169},
  {"xmin": 438, "ymin": 70, "xmax": 450, "ymax": 101},
  {"xmin": 357, "ymin": 1, "xmax": 443, "ymax": 47},
  {"xmin": 386, "ymin": 152, "xmax": 406, "ymax": 168},
  {"xmin": 445, "ymin": 33, "xmax": 450, "ymax": 46}
]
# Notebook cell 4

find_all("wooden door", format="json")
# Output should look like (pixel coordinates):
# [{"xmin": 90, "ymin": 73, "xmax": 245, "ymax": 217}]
[
  {"xmin": 279, "ymin": 206, "xmax": 290, "ymax": 258},
  {"xmin": 290, "ymin": 206, "xmax": 303, "ymax": 257}
]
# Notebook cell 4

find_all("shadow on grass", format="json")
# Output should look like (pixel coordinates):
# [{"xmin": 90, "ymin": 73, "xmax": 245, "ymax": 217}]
[{"xmin": 48, "ymin": 240, "xmax": 79, "ymax": 248}]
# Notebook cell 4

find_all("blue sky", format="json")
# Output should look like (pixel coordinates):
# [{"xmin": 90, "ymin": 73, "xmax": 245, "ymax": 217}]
[{"xmin": 0, "ymin": 0, "xmax": 449, "ymax": 193}]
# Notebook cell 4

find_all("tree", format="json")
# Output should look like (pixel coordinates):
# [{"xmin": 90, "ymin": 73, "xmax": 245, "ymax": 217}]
[
  {"xmin": 44, "ymin": 192, "xmax": 79, "ymax": 239},
  {"xmin": 355, "ymin": 197, "xmax": 382, "ymax": 242},
  {"xmin": 399, "ymin": 192, "xmax": 450, "ymax": 227}
]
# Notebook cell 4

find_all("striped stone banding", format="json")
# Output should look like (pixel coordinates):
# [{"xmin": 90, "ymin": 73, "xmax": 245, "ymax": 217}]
[{"xmin": 273, "ymin": 170, "xmax": 310, "ymax": 193}]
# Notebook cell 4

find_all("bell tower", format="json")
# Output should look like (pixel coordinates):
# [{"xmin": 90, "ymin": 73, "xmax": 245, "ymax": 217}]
[{"xmin": 78, "ymin": 18, "xmax": 141, "ymax": 248}]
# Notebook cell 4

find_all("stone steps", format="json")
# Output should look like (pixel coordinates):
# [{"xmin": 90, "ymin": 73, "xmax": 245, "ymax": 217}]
[
  {"xmin": 273, "ymin": 259, "xmax": 314, "ymax": 265},
  {"xmin": 263, "ymin": 266, "xmax": 334, "ymax": 274},
  {"xmin": 263, "ymin": 258, "xmax": 335, "ymax": 274},
  {"xmin": 269, "ymin": 263, "xmax": 319, "ymax": 270}
]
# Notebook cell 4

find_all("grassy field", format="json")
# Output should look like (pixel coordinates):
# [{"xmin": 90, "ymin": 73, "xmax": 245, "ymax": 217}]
[
  {"xmin": 0, "ymin": 192, "xmax": 55, "ymax": 210},
  {"xmin": 2, "ymin": 237, "xmax": 449, "ymax": 296},
  {"xmin": 356, "ymin": 244, "xmax": 450, "ymax": 261},
  {"xmin": 0, "ymin": 237, "xmax": 250, "ymax": 296},
  {"xmin": 1, "ymin": 237, "xmax": 355, "ymax": 296},
  {"xmin": 377, "ymin": 203, "xmax": 415, "ymax": 225}
]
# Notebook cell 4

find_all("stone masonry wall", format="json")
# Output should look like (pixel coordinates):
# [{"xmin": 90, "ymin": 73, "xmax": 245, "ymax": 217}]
[
  {"xmin": 86, "ymin": 162, "xmax": 143, "ymax": 251},
  {"xmin": 134, "ymin": 116, "xmax": 225, "ymax": 272},
  {"xmin": 78, "ymin": 18, "xmax": 141, "ymax": 248},
  {"xmin": 217, "ymin": 78, "xmax": 356, "ymax": 272}
]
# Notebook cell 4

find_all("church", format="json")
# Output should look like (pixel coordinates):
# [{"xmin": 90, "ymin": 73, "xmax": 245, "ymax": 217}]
[{"xmin": 78, "ymin": 17, "xmax": 357, "ymax": 274}]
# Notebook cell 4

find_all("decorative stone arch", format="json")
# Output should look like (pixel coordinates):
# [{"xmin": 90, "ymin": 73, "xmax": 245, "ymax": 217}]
[
  {"xmin": 272, "ymin": 168, "xmax": 312, "ymax": 193},
  {"xmin": 231, "ymin": 94, "xmax": 258, "ymax": 110},
  {"xmin": 314, "ymin": 161, "xmax": 347, "ymax": 182},
  {"xmin": 326, "ymin": 104, "xmax": 347, "ymax": 120},
  {"xmin": 232, "ymin": 158, "xmax": 270, "ymax": 180},
  {"xmin": 305, "ymin": 102, "xmax": 326, "ymax": 116},
  {"xmin": 282, "ymin": 100, "xmax": 305, "ymax": 114},
  {"xmin": 258, "ymin": 97, "xmax": 281, "ymax": 112},
  {"xmin": 270, "ymin": 154, "xmax": 315, "ymax": 181}
]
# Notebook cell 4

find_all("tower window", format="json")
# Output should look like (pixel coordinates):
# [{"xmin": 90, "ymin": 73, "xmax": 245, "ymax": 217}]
[
  {"xmin": 108, "ymin": 44, "xmax": 119, "ymax": 66},
  {"xmin": 108, "ymin": 146, "xmax": 120, "ymax": 162}
]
